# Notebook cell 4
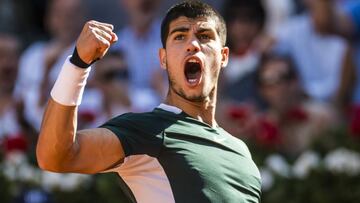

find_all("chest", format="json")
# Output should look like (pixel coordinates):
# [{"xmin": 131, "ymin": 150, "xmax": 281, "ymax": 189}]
[{"xmin": 157, "ymin": 127, "xmax": 261, "ymax": 202}]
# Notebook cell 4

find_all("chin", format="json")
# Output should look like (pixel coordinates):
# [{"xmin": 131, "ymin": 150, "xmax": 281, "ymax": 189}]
[
  {"xmin": 176, "ymin": 88, "xmax": 206, "ymax": 102},
  {"xmin": 184, "ymin": 89, "xmax": 213, "ymax": 102},
  {"xmin": 185, "ymin": 95, "xmax": 207, "ymax": 102}
]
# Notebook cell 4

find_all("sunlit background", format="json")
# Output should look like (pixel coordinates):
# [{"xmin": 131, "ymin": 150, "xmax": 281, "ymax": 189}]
[{"xmin": 1, "ymin": 0, "xmax": 360, "ymax": 202}]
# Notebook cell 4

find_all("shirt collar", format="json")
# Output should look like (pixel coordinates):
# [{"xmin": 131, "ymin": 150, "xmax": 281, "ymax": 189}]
[{"xmin": 157, "ymin": 103, "xmax": 182, "ymax": 114}]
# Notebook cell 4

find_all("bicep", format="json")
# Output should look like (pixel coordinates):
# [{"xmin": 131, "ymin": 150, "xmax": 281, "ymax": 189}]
[{"xmin": 70, "ymin": 128, "xmax": 125, "ymax": 174}]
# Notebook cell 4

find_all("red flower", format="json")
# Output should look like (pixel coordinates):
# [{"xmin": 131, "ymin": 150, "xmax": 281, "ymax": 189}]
[
  {"xmin": 3, "ymin": 133, "xmax": 28, "ymax": 153},
  {"xmin": 79, "ymin": 110, "xmax": 97, "ymax": 123},
  {"xmin": 350, "ymin": 105, "xmax": 360, "ymax": 137},
  {"xmin": 255, "ymin": 117, "xmax": 281, "ymax": 147},
  {"xmin": 227, "ymin": 105, "xmax": 252, "ymax": 121},
  {"xmin": 285, "ymin": 106, "xmax": 308, "ymax": 122}
]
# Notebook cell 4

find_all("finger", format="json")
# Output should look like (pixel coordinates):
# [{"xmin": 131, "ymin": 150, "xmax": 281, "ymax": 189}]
[
  {"xmin": 110, "ymin": 33, "xmax": 118, "ymax": 44},
  {"xmin": 87, "ymin": 20, "xmax": 114, "ymax": 30},
  {"xmin": 89, "ymin": 22, "xmax": 117, "ymax": 43},
  {"xmin": 92, "ymin": 29, "xmax": 111, "ymax": 48},
  {"xmin": 88, "ymin": 20, "xmax": 114, "ymax": 32},
  {"xmin": 90, "ymin": 25, "xmax": 114, "ymax": 39},
  {"xmin": 94, "ymin": 34, "xmax": 111, "ymax": 57},
  {"xmin": 85, "ymin": 20, "xmax": 117, "ymax": 42},
  {"xmin": 92, "ymin": 21, "xmax": 114, "ymax": 30},
  {"xmin": 91, "ymin": 26, "xmax": 113, "ymax": 43}
]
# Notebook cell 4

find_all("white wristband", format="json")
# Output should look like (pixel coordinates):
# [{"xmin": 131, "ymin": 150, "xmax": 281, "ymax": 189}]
[{"xmin": 50, "ymin": 56, "xmax": 91, "ymax": 106}]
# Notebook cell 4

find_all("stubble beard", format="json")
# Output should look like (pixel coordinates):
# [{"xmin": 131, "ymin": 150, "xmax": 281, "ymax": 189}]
[{"xmin": 167, "ymin": 68, "xmax": 209, "ymax": 102}]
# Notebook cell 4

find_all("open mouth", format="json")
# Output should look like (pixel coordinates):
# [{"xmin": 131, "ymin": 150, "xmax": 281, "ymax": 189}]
[{"xmin": 184, "ymin": 58, "xmax": 202, "ymax": 85}]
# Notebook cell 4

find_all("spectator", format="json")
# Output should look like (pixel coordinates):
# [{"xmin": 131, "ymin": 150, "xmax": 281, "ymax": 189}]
[
  {"xmin": 113, "ymin": 0, "xmax": 166, "ymax": 111},
  {"xmin": 0, "ymin": 0, "xmax": 47, "ymax": 46},
  {"xmin": 91, "ymin": 50, "xmax": 134, "ymax": 120},
  {"xmin": 255, "ymin": 54, "xmax": 338, "ymax": 155},
  {"xmin": 0, "ymin": 33, "xmax": 28, "ymax": 153},
  {"xmin": 216, "ymin": 0, "xmax": 268, "ymax": 136},
  {"xmin": 323, "ymin": 0, "xmax": 360, "ymax": 107},
  {"xmin": 218, "ymin": 0, "xmax": 267, "ymax": 106},
  {"xmin": 14, "ymin": 0, "xmax": 87, "ymax": 130},
  {"xmin": 272, "ymin": 0, "xmax": 353, "ymax": 103},
  {"xmin": 321, "ymin": 0, "xmax": 360, "ymax": 135}
]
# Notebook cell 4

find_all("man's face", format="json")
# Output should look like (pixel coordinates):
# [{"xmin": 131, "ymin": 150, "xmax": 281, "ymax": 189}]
[
  {"xmin": 259, "ymin": 59, "xmax": 295, "ymax": 109},
  {"xmin": 159, "ymin": 16, "xmax": 229, "ymax": 102},
  {"xmin": 228, "ymin": 19, "xmax": 261, "ymax": 54}
]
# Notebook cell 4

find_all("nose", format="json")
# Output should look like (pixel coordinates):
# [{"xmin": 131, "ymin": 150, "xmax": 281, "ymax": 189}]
[{"xmin": 186, "ymin": 37, "xmax": 200, "ymax": 53}]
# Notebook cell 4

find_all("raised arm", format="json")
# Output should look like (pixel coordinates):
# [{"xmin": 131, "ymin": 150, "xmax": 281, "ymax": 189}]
[
  {"xmin": 36, "ymin": 21, "xmax": 125, "ymax": 174},
  {"xmin": 309, "ymin": 0, "xmax": 357, "ymax": 39}
]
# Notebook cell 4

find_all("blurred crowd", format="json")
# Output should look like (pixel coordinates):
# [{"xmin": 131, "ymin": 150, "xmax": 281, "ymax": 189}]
[{"xmin": 1, "ymin": 0, "xmax": 360, "ymax": 201}]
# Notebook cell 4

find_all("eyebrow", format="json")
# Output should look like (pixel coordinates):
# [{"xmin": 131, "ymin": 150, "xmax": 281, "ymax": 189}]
[
  {"xmin": 196, "ymin": 28, "xmax": 214, "ymax": 34},
  {"xmin": 169, "ymin": 27, "xmax": 214, "ymax": 35},
  {"xmin": 169, "ymin": 27, "xmax": 189, "ymax": 35}
]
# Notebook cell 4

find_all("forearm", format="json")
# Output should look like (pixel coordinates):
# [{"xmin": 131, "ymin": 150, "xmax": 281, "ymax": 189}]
[
  {"xmin": 36, "ymin": 98, "xmax": 79, "ymax": 171},
  {"xmin": 326, "ymin": 2, "xmax": 356, "ymax": 39},
  {"xmin": 36, "ymin": 57, "xmax": 90, "ymax": 172},
  {"xmin": 332, "ymin": 12, "xmax": 356, "ymax": 40},
  {"xmin": 335, "ymin": 46, "xmax": 356, "ymax": 110},
  {"xmin": 313, "ymin": 0, "xmax": 355, "ymax": 39},
  {"xmin": 36, "ymin": 20, "xmax": 120, "ymax": 173}
]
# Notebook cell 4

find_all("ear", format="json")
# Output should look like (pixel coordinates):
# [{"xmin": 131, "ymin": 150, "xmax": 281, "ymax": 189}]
[
  {"xmin": 220, "ymin": 46, "xmax": 229, "ymax": 68},
  {"xmin": 159, "ymin": 48, "xmax": 167, "ymax": 70}
]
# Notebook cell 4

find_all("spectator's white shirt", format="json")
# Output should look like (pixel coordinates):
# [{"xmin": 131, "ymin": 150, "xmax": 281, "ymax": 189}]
[
  {"xmin": 114, "ymin": 19, "xmax": 164, "ymax": 111},
  {"xmin": 274, "ymin": 14, "xmax": 347, "ymax": 101},
  {"xmin": 15, "ymin": 42, "xmax": 106, "ymax": 130},
  {"xmin": 263, "ymin": 0, "xmax": 295, "ymax": 35}
]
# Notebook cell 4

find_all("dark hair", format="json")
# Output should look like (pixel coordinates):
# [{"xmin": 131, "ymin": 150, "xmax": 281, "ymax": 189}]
[
  {"xmin": 223, "ymin": 0, "xmax": 266, "ymax": 29},
  {"xmin": 160, "ymin": 0, "xmax": 226, "ymax": 48}
]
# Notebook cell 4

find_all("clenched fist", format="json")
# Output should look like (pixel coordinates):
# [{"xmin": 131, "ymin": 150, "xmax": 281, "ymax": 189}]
[{"xmin": 76, "ymin": 20, "xmax": 118, "ymax": 64}]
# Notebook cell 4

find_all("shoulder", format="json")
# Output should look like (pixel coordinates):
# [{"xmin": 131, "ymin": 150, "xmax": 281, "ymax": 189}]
[
  {"xmin": 101, "ymin": 110, "xmax": 177, "ymax": 135},
  {"xmin": 224, "ymin": 130, "xmax": 253, "ymax": 159},
  {"xmin": 104, "ymin": 111, "xmax": 159, "ymax": 127},
  {"xmin": 100, "ymin": 110, "xmax": 175, "ymax": 156}
]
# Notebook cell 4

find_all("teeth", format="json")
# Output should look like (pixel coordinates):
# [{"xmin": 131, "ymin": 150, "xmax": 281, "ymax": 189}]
[
  {"xmin": 188, "ymin": 79, "xmax": 197, "ymax": 83},
  {"xmin": 188, "ymin": 59, "xmax": 199, "ymax": 63}
]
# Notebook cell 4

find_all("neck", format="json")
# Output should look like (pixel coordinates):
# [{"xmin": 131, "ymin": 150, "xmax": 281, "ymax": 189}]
[{"xmin": 164, "ymin": 88, "xmax": 218, "ymax": 127}]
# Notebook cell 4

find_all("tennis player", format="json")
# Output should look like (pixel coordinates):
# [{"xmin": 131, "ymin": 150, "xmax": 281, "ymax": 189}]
[{"xmin": 36, "ymin": 1, "xmax": 261, "ymax": 202}]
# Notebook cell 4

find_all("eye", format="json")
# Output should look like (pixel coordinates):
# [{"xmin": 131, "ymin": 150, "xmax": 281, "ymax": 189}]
[
  {"xmin": 174, "ymin": 34, "xmax": 185, "ymax": 40},
  {"xmin": 198, "ymin": 34, "xmax": 211, "ymax": 41}
]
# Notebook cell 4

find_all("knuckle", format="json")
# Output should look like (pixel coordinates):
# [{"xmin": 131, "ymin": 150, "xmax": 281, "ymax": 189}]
[
  {"xmin": 87, "ymin": 20, "xmax": 99, "ymax": 28},
  {"xmin": 101, "ymin": 39, "xmax": 110, "ymax": 47},
  {"xmin": 86, "ymin": 20, "xmax": 93, "ymax": 27},
  {"xmin": 95, "ymin": 37, "xmax": 106, "ymax": 47},
  {"xmin": 103, "ymin": 33, "xmax": 111, "ymax": 41},
  {"xmin": 88, "ymin": 20, "xmax": 96, "ymax": 25},
  {"xmin": 90, "ymin": 29, "xmax": 97, "ymax": 37}
]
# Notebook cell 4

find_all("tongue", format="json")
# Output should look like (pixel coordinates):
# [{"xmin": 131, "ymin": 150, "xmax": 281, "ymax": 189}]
[{"xmin": 187, "ymin": 72, "xmax": 198, "ymax": 80}]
